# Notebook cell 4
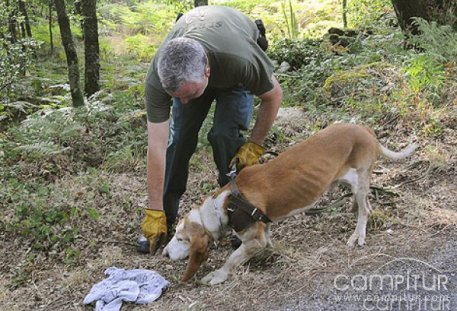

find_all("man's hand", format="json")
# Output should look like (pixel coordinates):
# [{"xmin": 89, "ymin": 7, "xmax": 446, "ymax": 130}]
[
  {"xmin": 230, "ymin": 141, "xmax": 265, "ymax": 172},
  {"xmin": 140, "ymin": 209, "xmax": 168, "ymax": 254}
]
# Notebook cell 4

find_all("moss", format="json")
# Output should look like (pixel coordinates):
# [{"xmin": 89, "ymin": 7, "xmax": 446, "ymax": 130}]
[{"xmin": 323, "ymin": 61, "xmax": 392, "ymax": 94}]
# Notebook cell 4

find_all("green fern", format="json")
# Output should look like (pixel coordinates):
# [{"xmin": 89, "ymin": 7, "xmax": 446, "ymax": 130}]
[
  {"xmin": 14, "ymin": 141, "xmax": 71, "ymax": 159},
  {"xmin": 17, "ymin": 111, "xmax": 83, "ymax": 145},
  {"xmin": 405, "ymin": 54, "xmax": 445, "ymax": 96},
  {"xmin": 410, "ymin": 18, "xmax": 457, "ymax": 62}
]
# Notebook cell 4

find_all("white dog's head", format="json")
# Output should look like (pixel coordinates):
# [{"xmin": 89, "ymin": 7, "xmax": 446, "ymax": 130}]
[
  {"xmin": 163, "ymin": 210, "xmax": 210, "ymax": 282},
  {"xmin": 162, "ymin": 220, "xmax": 190, "ymax": 260}
]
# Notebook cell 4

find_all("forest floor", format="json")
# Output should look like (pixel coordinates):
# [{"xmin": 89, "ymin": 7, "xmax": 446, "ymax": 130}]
[{"xmin": 1, "ymin": 107, "xmax": 456, "ymax": 311}]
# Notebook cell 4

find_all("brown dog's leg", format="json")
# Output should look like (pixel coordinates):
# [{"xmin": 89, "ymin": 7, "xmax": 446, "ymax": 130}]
[
  {"xmin": 201, "ymin": 223, "xmax": 268, "ymax": 285},
  {"xmin": 347, "ymin": 167, "xmax": 372, "ymax": 247}
]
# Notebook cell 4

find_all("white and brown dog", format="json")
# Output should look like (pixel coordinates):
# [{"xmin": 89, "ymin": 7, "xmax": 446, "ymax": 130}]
[{"xmin": 163, "ymin": 123, "xmax": 417, "ymax": 285}]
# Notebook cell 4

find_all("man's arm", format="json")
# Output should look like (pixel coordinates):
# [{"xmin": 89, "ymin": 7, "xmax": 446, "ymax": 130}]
[
  {"xmin": 147, "ymin": 120, "xmax": 169, "ymax": 210},
  {"xmin": 138, "ymin": 119, "xmax": 169, "ymax": 254},
  {"xmin": 249, "ymin": 74, "xmax": 282, "ymax": 145}
]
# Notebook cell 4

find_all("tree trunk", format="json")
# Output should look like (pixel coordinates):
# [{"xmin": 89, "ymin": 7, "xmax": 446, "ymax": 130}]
[
  {"xmin": 391, "ymin": 0, "xmax": 456, "ymax": 35},
  {"xmin": 20, "ymin": 19, "xmax": 26, "ymax": 39},
  {"xmin": 194, "ymin": 0, "xmax": 207, "ymax": 7},
  {"xmin": 81, "ymin": 0, "xmax": 100, "ymax": 97},
  {"xmin": 7, "ymin": 1, "xmax": 18, "ymax": 44},
  {"xmin": 18, "ymin": 0, "xmax": 35, "ymax": 60},
  {"xmin": 391, "ymin": 0, "xmax": 428, "ymax": 35},
  {"xmin": 49, "ymin": 1, "xmax": 54, "ymax": 54},
  {"xmin": 342, "ymin": 0, "xmax": 347, "ymax": 28},
  {"xmin": 18, "ymin": 0, "xmax": 32, "ymax": 38},
  {"xmin": 54, "ymin": 0, "xmax": 84, "ymax": 107},
  {"xmin": 74, "ymin": 0, "xmax": 84, "ymax": 40}
]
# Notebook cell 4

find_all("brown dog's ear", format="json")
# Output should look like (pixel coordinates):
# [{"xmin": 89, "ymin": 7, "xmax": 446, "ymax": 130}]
[{"xmin": 181, "ymin": 223, "xmax": 209, "ymax": 282}]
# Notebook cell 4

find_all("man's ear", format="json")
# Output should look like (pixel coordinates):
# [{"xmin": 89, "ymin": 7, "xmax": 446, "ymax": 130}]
[
  {"xmin": 181, "ymin": 223, "xmax": 209, "ymax": 282},
  {"xmin": 204, "ymin": 65, "xmax": 210, "ymax": 78}
]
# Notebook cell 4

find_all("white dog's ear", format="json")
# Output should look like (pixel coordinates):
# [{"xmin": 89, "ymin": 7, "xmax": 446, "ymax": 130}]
[{"xmin": 181, "ymin": 223, "xmax": 209, "ymax": 282}]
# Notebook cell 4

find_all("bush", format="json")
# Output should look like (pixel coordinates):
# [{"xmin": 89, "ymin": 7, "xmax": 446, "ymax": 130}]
[
  {"xmin": 125, "ymin": 34, "xmax": 158, "ymax": 62},
  {"xmin": 409, "ymin": 18, "xmax": 457, "ymax": 62},
  {"xmin": 404, "ymin": 54, "xmax": 445, "ymax": 99},
  {"xmin": 268, "ymin": 38, "xmax": 327, "ymax": 70},
  {"xmin": 0, "ymin": 36, "xmax": 38, "ymax": 108},
  {"xmin": 99, "ymin": 2, "xmax": 174, "ymax": 36},
  {"xmin": 346, "ymin": 0, "xmax": 392, "ymax": 29},
  {"xmin": 1, "ymin": 97, "xmax": 146, "ymax": 181}
]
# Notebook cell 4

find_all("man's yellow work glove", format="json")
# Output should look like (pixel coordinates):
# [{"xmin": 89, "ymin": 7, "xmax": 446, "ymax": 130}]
[
  {"xmin": 141, "ymin": 209, "xmax": 168, "ymax": 254},
  {"xmin": 230, "ymin": 141, "xmax": 265, "ymax": 172}
]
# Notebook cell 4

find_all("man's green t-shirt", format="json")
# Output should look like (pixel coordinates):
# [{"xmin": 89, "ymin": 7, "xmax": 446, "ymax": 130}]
[{"xmin": 145, "ymin": 5, "xmax": 275, "ymax": 123}]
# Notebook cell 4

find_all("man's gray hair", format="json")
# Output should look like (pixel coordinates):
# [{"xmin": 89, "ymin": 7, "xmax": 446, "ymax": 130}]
[{"xmin": 157, "ymin": 38, "xmax": 207, "ymax": 93}]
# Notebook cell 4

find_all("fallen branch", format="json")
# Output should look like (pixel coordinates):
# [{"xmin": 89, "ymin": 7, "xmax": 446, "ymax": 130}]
[
  {"xmin": 392, "ymin": 160, "xmax": 432, "ymax": 189},
  {"xmin": 305, "ymin": 192, "xmax": 352, "ymax": 215},
  {"xmin": 381, "ymin": 114, "xmax": 400, "ymax": 128},
  {"xmin": 428, "ymin": 224, "xmax": 456, "ymax": 238},
  {"xmin": 370, "ymin": 185, "xmax": 399, "ymax": 197}
]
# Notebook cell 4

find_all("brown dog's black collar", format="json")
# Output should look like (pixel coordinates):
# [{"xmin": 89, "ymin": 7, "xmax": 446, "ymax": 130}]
[{"xmin": 226, "ymin": 180, "xmax": 271, "ymax": 232}]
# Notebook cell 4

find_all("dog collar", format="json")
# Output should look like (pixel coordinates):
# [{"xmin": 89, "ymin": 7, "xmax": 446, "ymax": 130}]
[{"xmin": 226, "ymin": 180, "xmax": 271, "ymax": 232}]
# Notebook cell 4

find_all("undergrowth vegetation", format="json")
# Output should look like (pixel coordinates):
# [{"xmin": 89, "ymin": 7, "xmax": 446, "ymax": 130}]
[
  {"xmin": 271, "ymin": 16, "xmax": 456, "ymax": 137},
  {"xmin": 1, "ymin": 0, "xmax": 456, "ymax": 291}
]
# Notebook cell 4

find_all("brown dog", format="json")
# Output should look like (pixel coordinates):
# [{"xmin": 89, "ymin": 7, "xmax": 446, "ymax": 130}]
[{"xmin": 163, "ymin": 123, "xmax": 418, "ymax": 285}]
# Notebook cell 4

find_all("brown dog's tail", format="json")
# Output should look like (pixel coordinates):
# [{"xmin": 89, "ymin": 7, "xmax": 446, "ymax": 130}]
[{"xmin": 380, "ymin": 143, "xmax": 418, "ymax": 161}]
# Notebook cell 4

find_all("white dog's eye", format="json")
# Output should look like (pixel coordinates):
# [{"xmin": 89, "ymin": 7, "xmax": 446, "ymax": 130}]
[{"xmin": 177, "ymin": 237, "xmax": 184, "ymax": 242}]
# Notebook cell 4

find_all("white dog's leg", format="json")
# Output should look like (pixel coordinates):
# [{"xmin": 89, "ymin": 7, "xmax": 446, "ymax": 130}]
[
  {"xmin": 347, "ymin": 168, "xmax": 372, "ymax": 247},
  {"xmin": 202, "ymin": 228, "xmax": 267, "ymax": 285}
]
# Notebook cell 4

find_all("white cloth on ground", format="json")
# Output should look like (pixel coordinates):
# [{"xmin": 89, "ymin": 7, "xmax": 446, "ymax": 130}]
[{"xmin": 83, "ymin": 267, "xmax": 169, "ymax": 311}]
